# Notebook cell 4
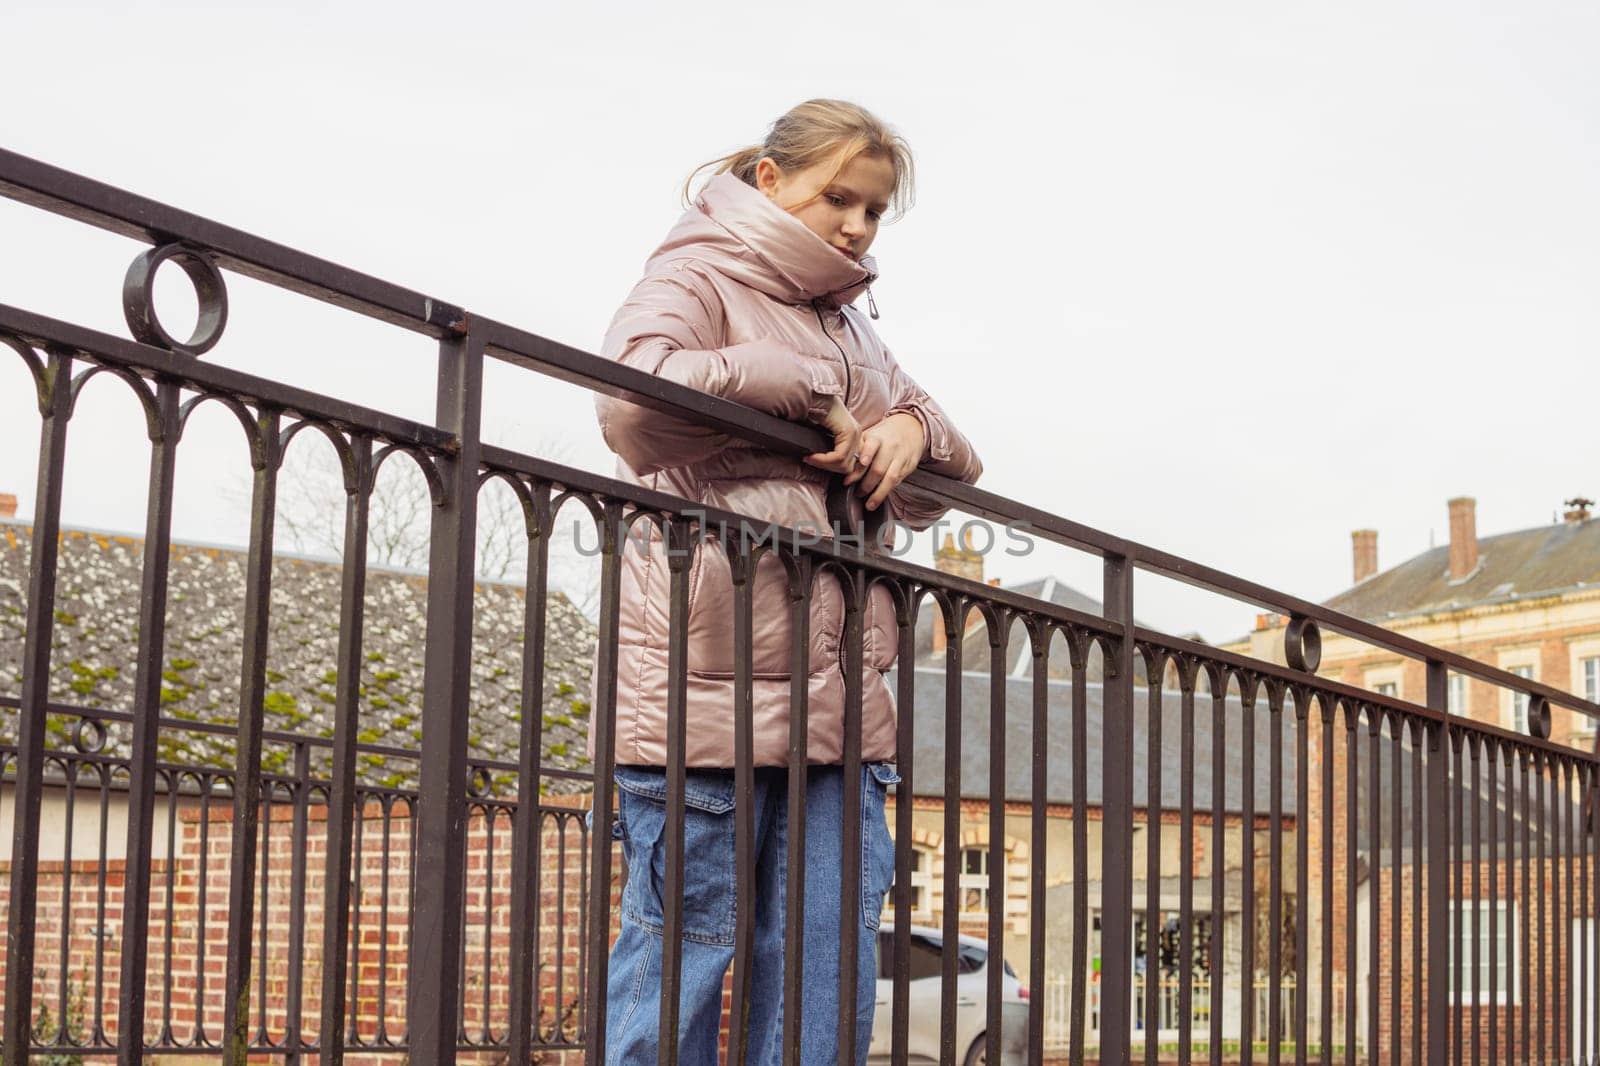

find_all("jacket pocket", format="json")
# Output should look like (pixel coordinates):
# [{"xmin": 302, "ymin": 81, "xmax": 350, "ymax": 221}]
[
  {"xmin": 861, "ymin": 762, "xmax": 900, "ymax": 931},
  {"xmin": 615, "ymin": 766, "xmax": 737, "ymax": 946}
]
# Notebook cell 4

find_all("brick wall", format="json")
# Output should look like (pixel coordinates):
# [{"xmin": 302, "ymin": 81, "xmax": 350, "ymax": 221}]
[{"xmin": 0, "ymin": 793, "xmax": 614, "ymax": 1063}]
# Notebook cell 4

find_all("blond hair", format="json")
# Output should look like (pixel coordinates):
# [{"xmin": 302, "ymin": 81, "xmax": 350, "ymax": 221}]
[{"xmin": 684, "ymin": 99, "xmax": 915, "ymax": 222}]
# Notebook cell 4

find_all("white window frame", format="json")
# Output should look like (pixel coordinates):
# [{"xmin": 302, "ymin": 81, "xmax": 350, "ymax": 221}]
[
  {"xmin": 1504, "ymin": 664, "xmax": 1534, "ymax": 734},
  {"xmin": 1448, "ymin": 672, "xmax": 1468, "ymax": 715},
  {"xmin": 1447, "ymin": 900, "xmax": 1520, "ymax": 1006},
  {"xmin": 1365, "ymin": 664, "xmax": 1403, "ymax": 702},
  {"xmin": 890, "ymin": 845, "xmax": 936, "ymax": 920},
  {"xmin": 1569, "ymin": 637, "xmax": 1600, "ymax": 738},
  {"xmin": 958, "ymin": 847, "xmax": 990, "ymax": 916}
]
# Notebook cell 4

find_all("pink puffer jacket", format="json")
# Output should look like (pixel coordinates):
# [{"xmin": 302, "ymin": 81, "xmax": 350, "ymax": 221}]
[{"xmin": 591, "ymin": 172, "xmax": 983, "ymax": 769}]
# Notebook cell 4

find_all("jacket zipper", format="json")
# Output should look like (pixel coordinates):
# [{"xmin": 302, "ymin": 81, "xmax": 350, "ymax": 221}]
[{"xmin": 813, "ymin": 303, "xmax": 852, "ymax": 405}]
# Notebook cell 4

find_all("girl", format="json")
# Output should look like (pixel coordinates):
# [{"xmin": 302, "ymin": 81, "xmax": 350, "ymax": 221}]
[{"xmin": 592, "ymin": 98, "xmax": 984, "ymax": 1064}]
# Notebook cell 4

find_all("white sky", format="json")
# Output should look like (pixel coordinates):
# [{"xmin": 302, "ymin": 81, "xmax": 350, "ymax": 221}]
[{"xmin": 2, "ymin": 0, "xmax": 1597, "ymax": 644}]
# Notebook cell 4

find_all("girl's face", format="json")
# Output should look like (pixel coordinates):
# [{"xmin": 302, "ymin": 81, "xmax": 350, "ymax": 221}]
[{"xmin": 755, "ymin": 149, "xmax": 895, "ymax": 264}]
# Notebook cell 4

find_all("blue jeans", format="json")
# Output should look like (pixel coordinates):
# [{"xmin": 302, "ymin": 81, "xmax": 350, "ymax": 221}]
[{"xmin": 602, "ymin": 761, "xmax": 899, "ymax": 1065}]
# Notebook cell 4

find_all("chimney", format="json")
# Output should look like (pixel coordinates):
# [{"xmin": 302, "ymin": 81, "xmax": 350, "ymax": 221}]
[
  {"xmin": 1351, "ymin": 529, "xmax": 1378, "ymax": 584},
  {"xmin": 931, "ymin": 531, "xmax": 987, "ymax": 654},
  {"xmin": 0, "ymin": 493, "xmax": 17, "ymax": 520},
  {"xmin": 1447, "ymin": 497, "xmax": 1478, "ymax": 580},
  {"xmin": 1564, "ymin": 497, "xmax": 1594, "ymax": 524},
  {"xmin": 934, "ymin": 534, "xmax": 979, "ymax": 653}
]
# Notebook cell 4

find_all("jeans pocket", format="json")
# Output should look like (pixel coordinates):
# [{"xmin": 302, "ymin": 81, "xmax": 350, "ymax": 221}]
[
  {"xmin": 615, "ymin": 766, "xmax": 737, "ymax": 946},
  {"xmin": 861, "ymin": 762, "xmax": 900, "ymax": 931}
]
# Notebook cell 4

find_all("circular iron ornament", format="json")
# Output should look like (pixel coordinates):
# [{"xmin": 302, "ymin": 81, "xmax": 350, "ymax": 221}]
[
  {"xmin": 467, "ymin": 766, "xmax": 494, "ymax": 799},
  {"xmin": 73, "ymin": 717, "xmax": 108, "ymax": 754},
  {"xmin": 1283, "ymin": 615, "xmax": 1322, "ymax": 673},
  {"xmin": 1528, "ymin": 696, "xmax": 1552, "ymax": 741},
  {"xmin": 122, "ymin": 242, "xmax": 229, "ymax": 356}
]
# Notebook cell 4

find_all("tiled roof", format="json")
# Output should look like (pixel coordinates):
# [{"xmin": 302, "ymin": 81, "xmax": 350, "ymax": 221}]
[
  {"xmin": 1325, "ymin": 518, "xmax": 1600, "ymax": 622},
  {"xmin": 0, "ymin": 518, "xmax": 595, "ymax": 792}
]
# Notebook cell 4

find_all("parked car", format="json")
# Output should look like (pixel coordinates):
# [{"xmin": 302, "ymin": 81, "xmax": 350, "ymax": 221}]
[{"xmin": 868, "ymin": 923, "xmax": 1029, "ymax": 1065}]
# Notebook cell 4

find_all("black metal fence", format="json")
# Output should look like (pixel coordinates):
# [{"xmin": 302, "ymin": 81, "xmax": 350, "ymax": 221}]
[{"xmin": 1, "ymin": 147, "xmax": 1597, "ymax": 1065}]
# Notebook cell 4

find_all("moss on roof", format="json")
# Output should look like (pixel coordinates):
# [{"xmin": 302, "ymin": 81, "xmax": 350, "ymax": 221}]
[{"xmin": 0, "ymin": 518, "xmax": 595, "ymax": 795}]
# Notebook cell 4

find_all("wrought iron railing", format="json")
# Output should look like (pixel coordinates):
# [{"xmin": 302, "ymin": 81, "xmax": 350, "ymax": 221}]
[{"xmin": 1, "ymin": 147, "xmax": 1597, "ymax": 1066}]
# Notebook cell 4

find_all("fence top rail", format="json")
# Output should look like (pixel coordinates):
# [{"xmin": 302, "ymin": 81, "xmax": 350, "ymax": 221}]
[{"xmin": 5, "ymin": 146, "xmax": 1596, "ymax": 725}]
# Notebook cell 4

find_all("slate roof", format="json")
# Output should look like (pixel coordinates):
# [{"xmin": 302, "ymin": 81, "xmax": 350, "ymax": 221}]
[
  {"xmin": 0, "ymin": 517, "xmax": 595, "ymax": 792},
  {"xmin": 892, "ymin": 665, "xmax": 1296, "ymax": 815},
  {"xmin": 1325, "ymin": 518, "xmax": 1600, "ymax": 622}
]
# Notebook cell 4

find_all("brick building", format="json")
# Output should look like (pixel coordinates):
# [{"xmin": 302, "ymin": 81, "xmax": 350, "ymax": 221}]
[
  {"xmin": 904, "ymin": 534, "xmax": 1301, "ymax": 1051},
  {"xmin": 1226, "ymin": 495, "xmax": 1600, "ymax": 1060},
  {"xmin": 0, "ymin": 505, "xmax": 600, "ymax": 1060}
]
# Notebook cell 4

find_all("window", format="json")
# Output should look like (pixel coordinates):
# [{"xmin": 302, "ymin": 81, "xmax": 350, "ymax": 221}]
[
  {"xmin": 1375, "ymin": 681, "xmax": 1399, "ymax": 698},
  {"xmin": 1581, "ymin": 656, "xmax": 1600, "ymax": 736},
  {"xmin": 1448, "ymin": 901, "xmax": 1519, "ymax": 1005},
  {"xmin": 888, "ymin": 846, "xmax": 935, "ymax": 919},
  {"xmin": 1448, "ymin": 672, "xmax": 1468, "ymax": 715},
  {"xmin": 1507, "ymin": 665, "xmax": 1534, "ymax": 734},
  {"xmin": 959, "ymin": 848, "xmax": 990, "ymax": 915}
]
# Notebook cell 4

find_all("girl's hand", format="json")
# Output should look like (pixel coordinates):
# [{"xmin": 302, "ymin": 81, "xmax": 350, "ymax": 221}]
[
  {"xmin": 846, "ymin": 412, "xmax": 925, "ymax": 512},
  {"xmin": 802, "ymin": 395, "xmax": 863, "ymax": 475}
]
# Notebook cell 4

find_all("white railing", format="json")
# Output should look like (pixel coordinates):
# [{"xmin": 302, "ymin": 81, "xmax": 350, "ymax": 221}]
[{"xmin": 1043, "ymin": 973, "xmax": 1350, "ymax": 1054}]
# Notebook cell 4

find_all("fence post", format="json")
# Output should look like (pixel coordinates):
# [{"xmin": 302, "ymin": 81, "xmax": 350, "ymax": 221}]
[
  {"xmin": 1101, "ymin": 553, "xmax": 1135, "ymax": 1065},
  {"xmin": 2, "ymin": 347, "xmax": 72, "ymax": 1066},
  {"xmin": 407, "ymin": 324, "xmax": 483, "ymax": 1066},
  {"xmin": 1425, "ymin": 660, "xmax": 1450, "ymax": 1066}
]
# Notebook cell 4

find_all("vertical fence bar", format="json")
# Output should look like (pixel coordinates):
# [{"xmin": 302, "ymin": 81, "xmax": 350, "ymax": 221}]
[
  {"xmin": 1145, "ymin": 654, "xmax": 1163, "ymax": 1066},
  {"xmin": 1521, "ymin": 750, "xmax": 1531, "ymax": 1065},
  {"xmin": 726, "ymin": 536, "xmax": 757, "ymax": 1062},
  {"xmin": 1560, "ymin": 759, "xmax": 1572, "ymax": 1066},
  {"xmin": 1267, "ymin": 684, "xmax": 1284, "ymax": 1066},
  {"xmin": 1391, "ymin": 712, "xmax": 1403, "ymax": 1066},
  {"xmin": 1342, "ymin": 704, "xmax": 1356, "ymax": 1066},
  {"xmin": 1027, "ymin": 622, "xmax": 1048, "ymax": 1066},
  {"xmin": 1072, "ymin": 641, "xmax": 1091, "ymax": 1066},
  {"xmin": 986, "ymin": 616, "xmax": 1006, "ymax": 1066},
  {"xmin": 837, "ymin": 566, "xmax": 865, "ymax": 1066},
  {"xmin": 1536, "ymin": 752, "xmax": 1547, "ymax": 1066},
  {"xmin": 1178, "ymin": 664, "xmax": 1196, "ymax": 1066},
  {"xmin": 1294, "ymin": 693, "xmax": 1308, "ymax": 1066},
  {"xmin": 939, "ymin": 593, "xmax": 964, "ymax": 1066},
  {"xmin": 892, "ymin": 589, "xmax": 916, "ymax": 1066},
  {"xmin": 1101, "ymin": 555, "xmax": 1136, "ymax": 1066},
  {"xmin": 408, "ymin": 328, "xmax": 483, "ymax": 1066},
  {"xmin": 1470, "ymin": 736, "xmax": 1481, "ymax": 1066},
  {"xmin": 1318, "ymin": 698, "xmax": 1334, "ymax": 1066},
  {"xmin": 1411, "ymin": 719, "xmax": 1423, "ymax": 1066},
  {"xmin": 285, "ymin": 742, "xmax": 311, "ymax": 1058},
  {"xmin": 116, "ymin": 380, "xmax": 181, "ymax": 1064},
  {"xmin": 1212, "ymin": 676, "xmax": 1227, "ymax": 1066},
  {"xmin": 780, "ymin": 555, "xmax": 813, "ymax": 1066},
  {"xmin": 318, "ymin": 434, "xmax": 371, "ymax": 1065},
  {"xmin": 1, "ymin": 346, "xmax": 72, "ymax": 1066},
  {"xmin": 585, "ymin": 500, "xmax": 625, "ymax": 1057},
  {"xmin": 255, "ymin": 773, "xmax": 275, "ymax": 1046},
  {"xmin": 1367, "ymin": 707, "xmax": 1381, "ymax": 1066},
  {"xmin": 1241, "ymin": 680, "xmax": 1258, "ymax": 1066},
  {"xmin": 1426, "ymin": 663, "xmax": 1450, "ymax": 1066},
  {"xmin": 657, "ymin": 517, "xmax": 693, "ymax": 1065},
  {"xmin": 1487, "ymin": 741, "xmax": 1499, "ymax": 1066}
]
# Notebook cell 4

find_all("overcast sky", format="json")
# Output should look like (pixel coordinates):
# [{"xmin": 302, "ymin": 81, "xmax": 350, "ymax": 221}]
[{"xmin": 2, "ymin": 1, "xmax": 1596, "ymax": 643}]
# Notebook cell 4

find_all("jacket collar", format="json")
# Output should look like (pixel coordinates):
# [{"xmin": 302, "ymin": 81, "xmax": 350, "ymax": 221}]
[{"xmin": 648, "ymin": 172, "xmax": 880, "ymax": 311}]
